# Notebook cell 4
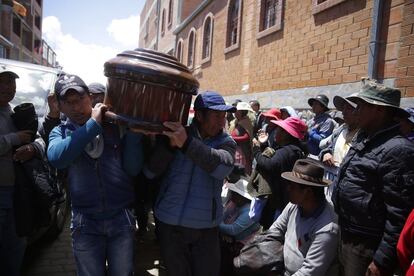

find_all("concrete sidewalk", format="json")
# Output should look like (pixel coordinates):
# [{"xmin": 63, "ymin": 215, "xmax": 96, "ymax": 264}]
[{"xmin": 22, "ymin": 214, "xmax": 165, "ymax": 276}]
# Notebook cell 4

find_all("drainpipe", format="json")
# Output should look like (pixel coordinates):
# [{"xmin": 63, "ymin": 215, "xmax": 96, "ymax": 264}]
[
  {"xmin": 155, "ymin": 0, "xmax": 161, "ymax": 51},
  {"xmin": 367, "ymin": 0, "xmax": 384, "ymax": 81}
]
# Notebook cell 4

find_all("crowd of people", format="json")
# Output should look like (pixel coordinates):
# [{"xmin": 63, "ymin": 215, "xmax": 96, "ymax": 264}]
[{"xmin": 0, "ymin": 67, "xmax": 413, "ymax": 276}]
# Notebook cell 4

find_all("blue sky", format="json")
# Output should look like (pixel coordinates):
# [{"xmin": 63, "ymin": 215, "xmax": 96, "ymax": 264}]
[{"xmin": 42, "ymin": 0, "xmax": 146, "ymax": 83}]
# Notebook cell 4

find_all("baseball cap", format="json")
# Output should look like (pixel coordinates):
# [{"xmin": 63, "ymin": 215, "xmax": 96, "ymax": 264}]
[
  {"xmin": 193, "ymin": 91, "xmax": 236, "ymax": 112},
  {"xmin": 88, "ymin": 82, "xmax": 106, "ymax": 94},
  {"xmin": 54, "ymin": 74, "xmax": 88, "ymax": 100}
]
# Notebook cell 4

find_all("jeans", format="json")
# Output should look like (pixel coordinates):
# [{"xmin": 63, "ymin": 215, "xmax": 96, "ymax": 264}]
[
  {"xmin": 0, "ymin": 207, "xmax": 27, "ymax": 276},
  {"xmin": 71, "ymin": 209, "xmax": 136, "ymax": 276},
  {"xmin": 158, "ymin": 220, "xmax": 220, "ymax": 276},
  {"xmin": 339, "ymin": 239, "xmax": 374, "ymax": 276}
]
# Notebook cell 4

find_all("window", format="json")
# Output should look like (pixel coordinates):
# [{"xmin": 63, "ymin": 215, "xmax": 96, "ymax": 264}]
[
  {"xmin": 225, "ymin": 0, "xmax": 242, "ymax": 53},
  {"xmin": 187, "ymin": 29, "xmax": 196, "ymax": 69},
  {"xmin": 176, "ymin": 39, "xmax": 183, "ymax": 63},
  {"xmin": 312, "ymin": 0, "xmax": 347, "ymax": 14},
  {"xmin": 144, "ymin": 19, "xmax": 149, "ymax": 39},
  {"xmin": 35, "ymin": 14, "xmax": 41, "ymax": 30},
  {"xmin": 168, "ymin": 0, "xmax": 173, "ymax": 27},
  {"xmin": 202, "ymin": 13, "xmax": 213, "ymax": 63},
  {"xmin": 13, "ymin": 15, "xmax": 21, "ymax": 37},
  {"xmin": 257, "ymin": 0, "xmax": 283, "ymax": 39},
  {"xmin": 161, "ymin": 9, "xmax": 166, "ymax": 36}
]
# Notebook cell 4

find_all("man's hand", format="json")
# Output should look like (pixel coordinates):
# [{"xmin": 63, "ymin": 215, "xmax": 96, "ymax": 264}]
[
  {"xmin": 47, "ymin": 93, "xmax": 60, "ymax": 118},
  {"xmin": 162, "ymin": 121, "xmax": 187, "ymax": 148},
  {"xmin": 365, "ymin": 262, "xmax": 390, "ymax": 276},
  {"xmin": 17, "ymin": 130, "xmax": 33, "ymax": 145},
  {"xmin": 322, "ymin": 153, "xmax": 335, "ymax": 166},
  {"xmin": 13, "ymin": 144, "xmax": 35, "ymax": 162},
  {"xmin": 91, "ymin": 103, "xmax": 108, "ymax": 124},
  {"xmin": 252, "ymin": 138, "xmax": 260, "ymax": 147}
]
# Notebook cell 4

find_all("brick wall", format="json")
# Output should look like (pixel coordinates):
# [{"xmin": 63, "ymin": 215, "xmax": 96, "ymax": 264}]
[
  {"xmin": 139, "ymin": 0, "xmax": 159, "ymax": 49},
  {"xmin": 157, "ymin": 0, "xmax": 179, "ymax": 54},
  {"xmin": 175, "ymin": 0, "xmax": 413, "ymax": 103},
  {"xmin": 181, "ymin": 0, "xmax": 205, "ymax": 22},
  {"xmin": 396, "ymin": 0, "xmax": 414, "ymax": 97}
]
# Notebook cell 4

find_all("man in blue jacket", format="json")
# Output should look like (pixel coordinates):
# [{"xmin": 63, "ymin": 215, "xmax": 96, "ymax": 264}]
[
  {"xmin": 47, "ymin": 74, "xmax": 143, "ymax": 276},
  {"xmin": 147, "ymin": 91, "xmax": 236, "ymax": 276},
  {"xmin": 307, "ymin": 94, "xmax": 335, "ymax": 156}
]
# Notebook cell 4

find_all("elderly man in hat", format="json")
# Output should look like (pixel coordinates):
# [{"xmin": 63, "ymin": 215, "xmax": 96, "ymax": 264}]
[
  {"xmin": 332, "ymin": 79, "xmax": 414, "ymax": 276},
  {"xmin": 145, "ymin": 91, "xmax": 237, "ymax": 276},
  {"xmin": 47, "ymin": 74, "xmax": 144, "ymax": 276},
  {"xmin": 0, "ymin": 69, "xmax": 38, "ymax": 275},
  {"xmin": 319, "ymin": 95, "xmax": 359, "ymax": 189},
  {"xmin": 307, "ymin": 94, "xmax": 336, "ymax": 156},
  {"xmin": 257, "ymin": 159, "xmax": 339, "ymax": 276}
]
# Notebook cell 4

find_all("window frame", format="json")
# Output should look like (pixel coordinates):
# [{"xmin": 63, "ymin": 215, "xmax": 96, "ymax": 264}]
[
  {"xmin": 161, "ymin": 9, "xmax": 166, "ymax": 36},
  {"xmin": 168, "ymin": 0, "xmax": 173, "ymax": 28},
  {"xmin": 224, "ymin": 0, "xmax": 243, "ymax": 54},
  {"xmin": 312, "ymin": 0, "xmax": 347, "ymax": 14},
  {"xmin": 201, "ymin": 13, "xmax": 214, "ymax": 64},
  {"xmin": 187, "ymin": 28, "xmax": 196, "ymax": 69},
  {"xmin": 176, "ymin": 38, "xmax": 183, "ymax": 63},
  {"xmin": 256, "ymin": 0, "xmax": 283, "ymax": 40}
]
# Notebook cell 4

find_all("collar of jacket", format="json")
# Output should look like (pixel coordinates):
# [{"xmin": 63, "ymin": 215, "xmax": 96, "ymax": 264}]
[{"xmin": 353, "ymin": 123, "xmax": 400, "ymax": 152}]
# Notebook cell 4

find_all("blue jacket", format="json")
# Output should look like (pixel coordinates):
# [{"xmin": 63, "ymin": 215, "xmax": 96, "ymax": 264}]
[
  {"xmin": 307, "ymin": 112, "xmax": 335, "ymax": 155},
  {"xmin": 47, "ymin": 118, "xmax": 143, "ymax": 215},
  {"xmin": 154, "ymin": 123, "xmax": 236, "ymax": 229}
]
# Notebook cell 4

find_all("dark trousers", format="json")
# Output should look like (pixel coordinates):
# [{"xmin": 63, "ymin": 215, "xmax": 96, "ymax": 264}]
[{"xmin": 158, "ymin": 220, "xmax": 220, "ymax": 276}]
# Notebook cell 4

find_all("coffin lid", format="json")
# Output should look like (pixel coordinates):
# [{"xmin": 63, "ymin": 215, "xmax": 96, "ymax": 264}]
[{"xmin": 104, "ymin": 48, "xmax": 199, "ymax": 95}]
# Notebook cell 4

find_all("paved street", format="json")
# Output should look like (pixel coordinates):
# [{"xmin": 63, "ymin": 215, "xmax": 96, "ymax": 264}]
[{"xmin": 22, "ymin": 214, "xmax": 166, "ymax": 276}]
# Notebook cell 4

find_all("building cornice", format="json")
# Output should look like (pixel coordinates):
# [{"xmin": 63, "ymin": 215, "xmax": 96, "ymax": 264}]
[{"xmin": 173, "ymin": 0, "xmax": 213, "ymax": 35}]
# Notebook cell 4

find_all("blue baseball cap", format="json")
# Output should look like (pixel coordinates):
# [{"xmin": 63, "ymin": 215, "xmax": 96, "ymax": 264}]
[{"xmin": 194, "ymin": 91, "xmax": 236, "ymax": 112}]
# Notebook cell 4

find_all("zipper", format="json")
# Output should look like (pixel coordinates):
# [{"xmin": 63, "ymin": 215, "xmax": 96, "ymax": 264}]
[
  {"xmin": 95, "ymin": 160, "xmax": 107, "ymax": 212},
  {"xmin": 178, "ymin": 163, "xmax": 196, "ymax": 225}
]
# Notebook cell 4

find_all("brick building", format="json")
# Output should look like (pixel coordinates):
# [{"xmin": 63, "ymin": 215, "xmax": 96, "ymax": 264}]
[
  {"xmin": 170, "ymin": 0, "xmax": 414, "ymax": 108},
  {"xmin": 139, "ymin": 0, "xmax": 181, "ymax": 54},
  {"xmin": 0, "ymin": 0, "xmax": 57, "ymax": 67}
]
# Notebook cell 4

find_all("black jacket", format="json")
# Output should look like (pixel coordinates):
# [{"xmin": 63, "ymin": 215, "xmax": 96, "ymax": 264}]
[
  {"xmin": 253, "ymin": 142, "xmax": 307, "ymax": 229},
  {"xmin": 332, "ymin": 124, "xmax": 414, "ymax": 271}
]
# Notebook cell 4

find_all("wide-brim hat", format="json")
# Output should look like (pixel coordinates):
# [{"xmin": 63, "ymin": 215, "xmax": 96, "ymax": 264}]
[
  {"xmin": 333, "ymin": 96, "xmax": 356, "ymax": 111},
  {"xmin": 236, "ymin": 102, "xmax": 254, "ymax": 112},
  {"xmin": 281, "ymin": 159, "xmax": 331, "ymax": 187},
  {"xmin": 270, "ymin": 117, "xmax": 307, "ymax": 140},
  {"xmin": 347, "ymin": 79, "xmax": 409, "ymax": 118},
  {"xmin": 308, "ymin": 94, "xmax": 329, "ymax": 109},
  {"xmin": 262, "ymin": 108, "xmax": 281, "ymax": 121},
  {"xmin": 0, "ymin": 68, "xmax": 19, "ymax": 79},
  {"xmin": 226, "ymin": 179, "xmax": 253, "ymax": 201}
]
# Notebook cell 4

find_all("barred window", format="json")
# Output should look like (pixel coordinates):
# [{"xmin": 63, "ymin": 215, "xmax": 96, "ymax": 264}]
[{"xmin": 226, "ymin": 0, "xmax": 241, "ymax": 48}]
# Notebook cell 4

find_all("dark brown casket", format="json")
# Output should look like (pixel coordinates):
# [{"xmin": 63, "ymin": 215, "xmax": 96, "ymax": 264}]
[{"xmin": 104, "ymin": 48, "xmax": 199, "ymax": 132}]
